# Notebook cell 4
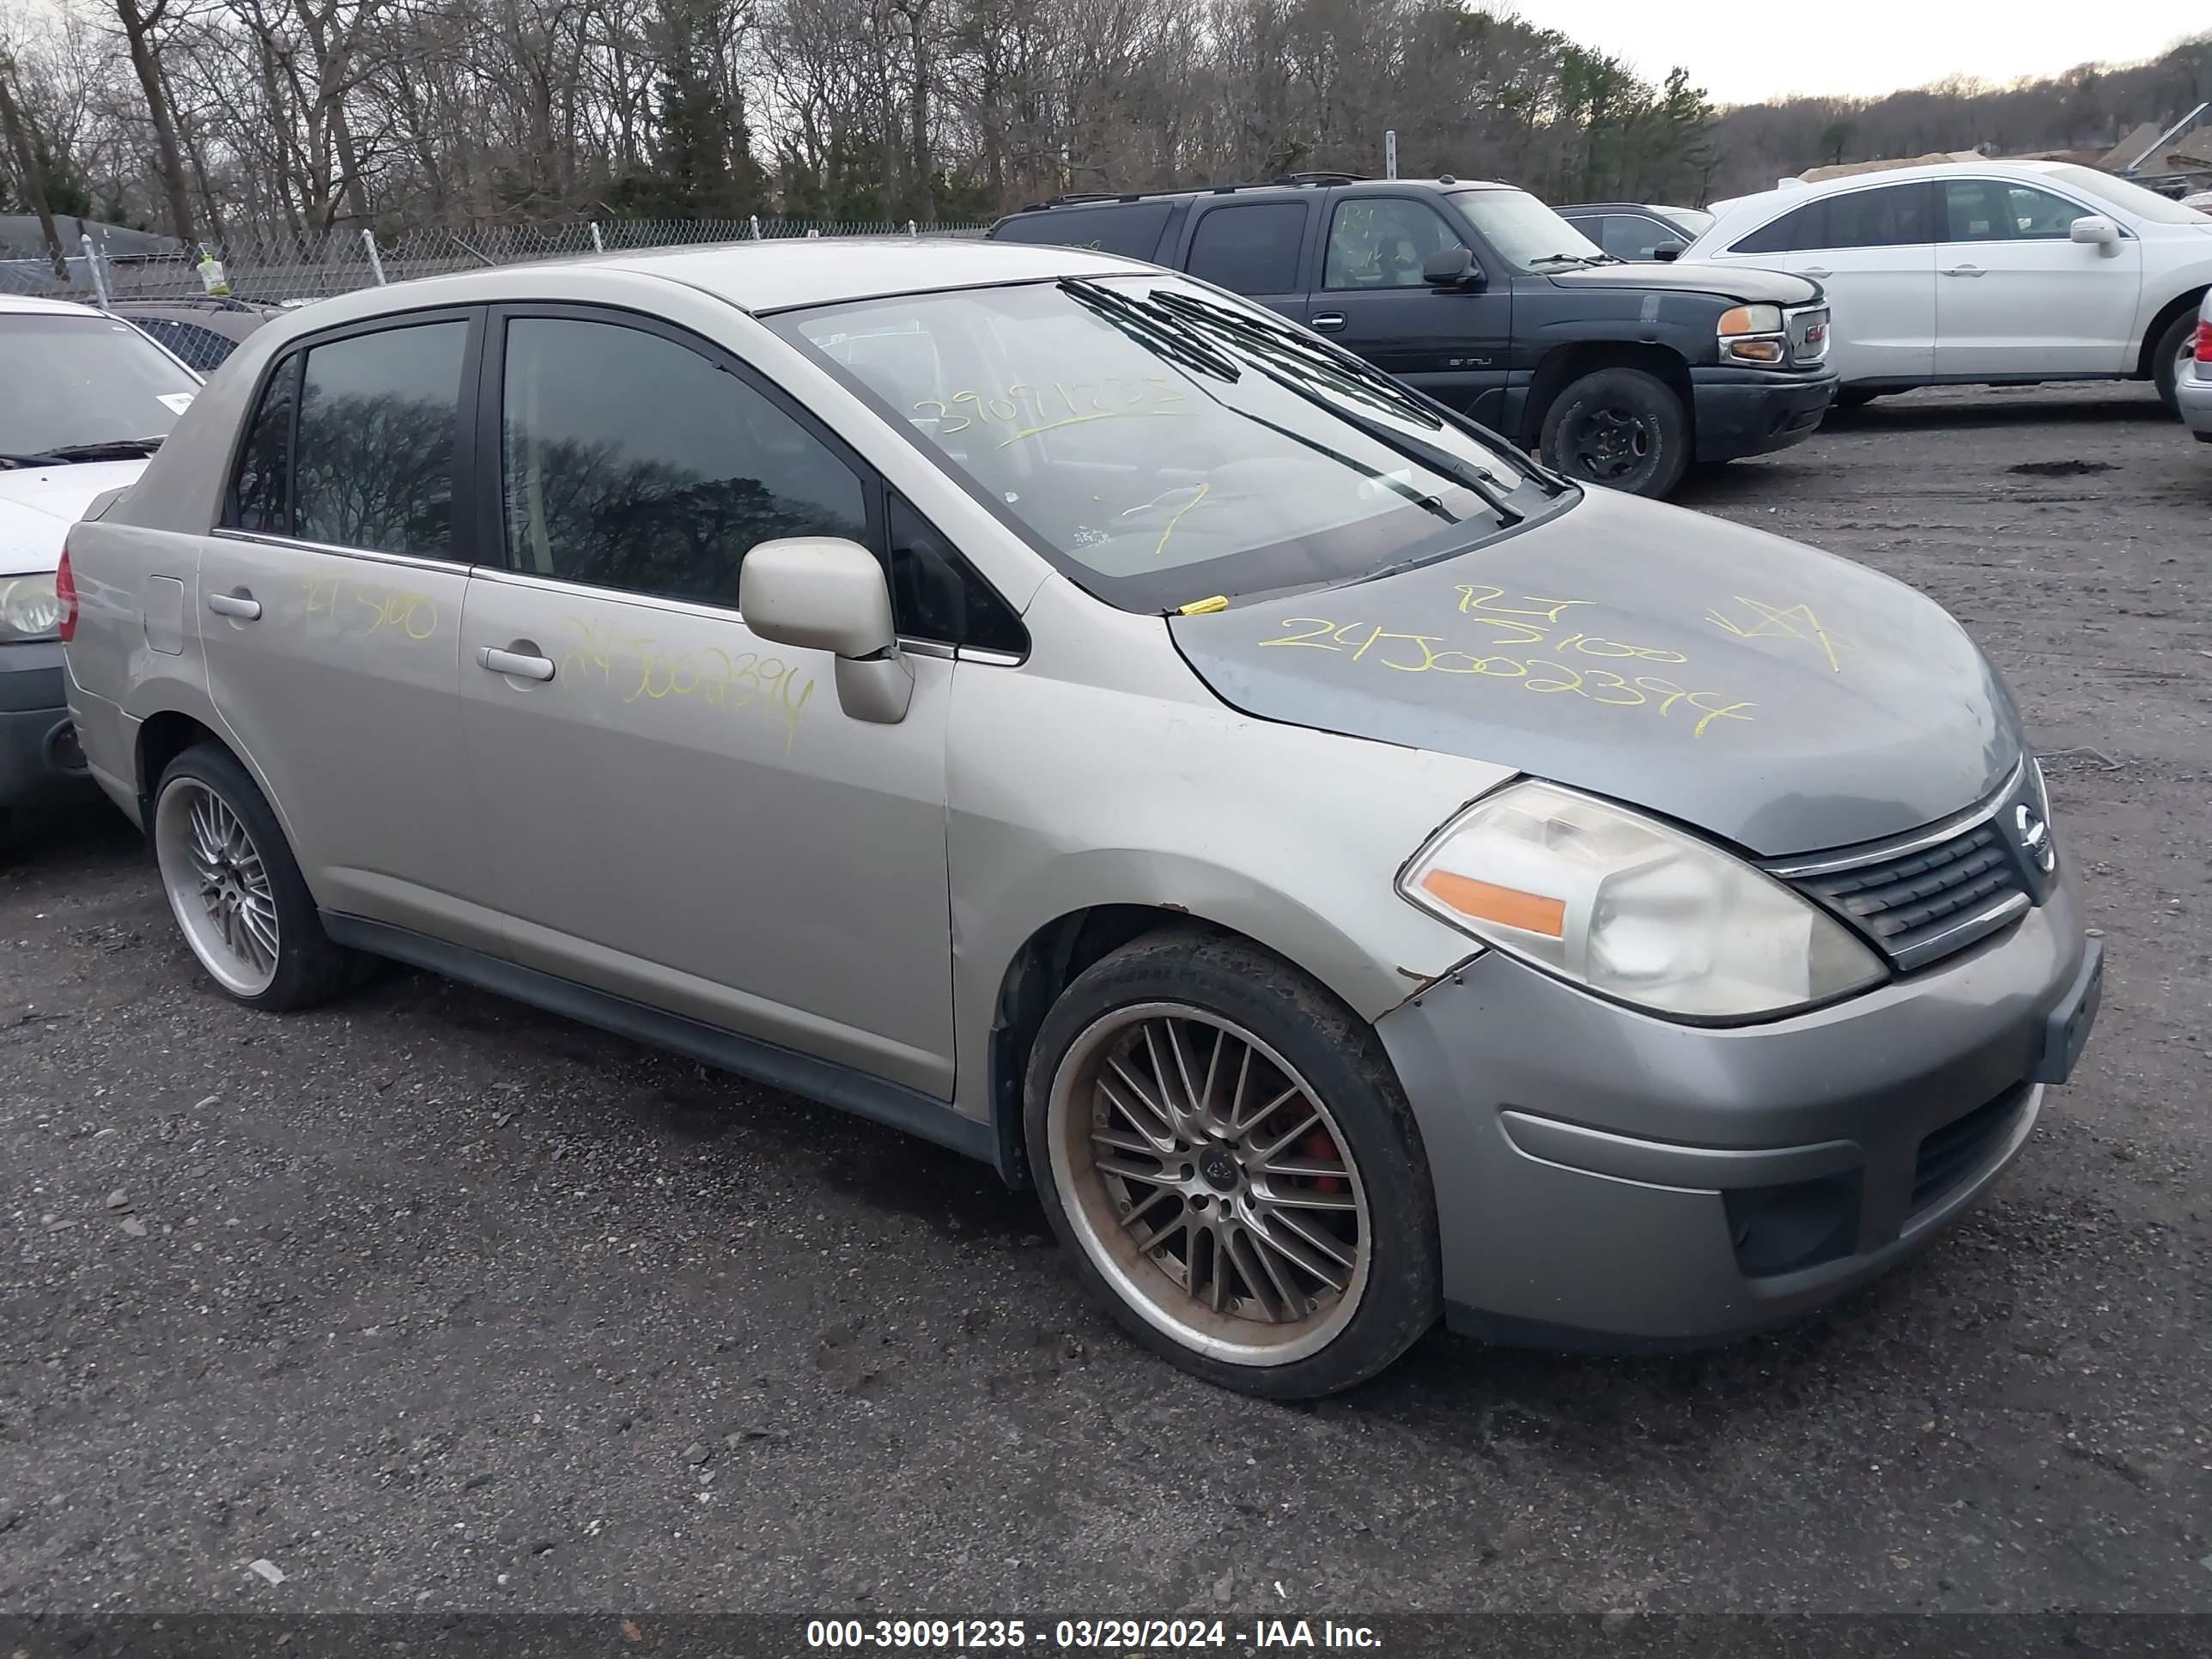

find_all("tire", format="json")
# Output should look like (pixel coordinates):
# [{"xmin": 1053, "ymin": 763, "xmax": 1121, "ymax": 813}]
[
  {"xmin": 1538, "ymin": 366, "xmax": 1692, "ymax": 497},
  {"xmin": 2153, "ymin": 308, "xmax": 2196, "ymax": 418},
  {"xmin": 1024, "ymin": 927, "xmax": 1441, "ymax": 1398},
  {"xmin": 151, "ymin": 743, "xmax": 356, "ymax": 1012}
]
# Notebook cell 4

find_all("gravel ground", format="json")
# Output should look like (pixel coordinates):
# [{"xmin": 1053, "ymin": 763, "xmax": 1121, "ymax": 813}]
[{"xmin": 1, "ymin": 383, "xmax": 2206, "ymax": 1618}]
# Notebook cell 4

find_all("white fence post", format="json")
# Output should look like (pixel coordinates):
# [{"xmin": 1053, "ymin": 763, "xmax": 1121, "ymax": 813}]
[
  {"xmin": 749, "ymin": 215, "xmax": 761, "ymax": 240},
  {"xmin": 1385, "ymin": 130, "xmax": 1398, "ymax": 179},
  {"xmin": 81, "ymin": 234, "xmax": 110, "ymax": 309},
  {"xmin": 907, "ymin": 218, "xmax": 918, "ymax": 237},
  {"xmin": 589, "ymin": 221, "xmax": 605, "ymax": 253},
  {"xmin": 361, "ymin": 228, "xmax": 388, "ymax": 285}
]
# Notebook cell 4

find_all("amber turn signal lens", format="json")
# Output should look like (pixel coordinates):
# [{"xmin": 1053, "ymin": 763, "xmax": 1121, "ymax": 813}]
[{"xmin": 1418, "ymin": 869, "xmax": 1566, "ymax": 938}]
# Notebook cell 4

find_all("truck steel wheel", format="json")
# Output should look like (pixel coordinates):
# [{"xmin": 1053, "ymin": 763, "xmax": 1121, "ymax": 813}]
[
  {"xmin": 1539, "ymin": 366, "xmax": 1690, "ymax": 497},
  {"xmin": 152, "ymin": 744, "xmax": 355, "ymax": 1012},
  {"xmin": 1026, "ymin": 930, "xmax": 1440, "ymax": 1397}
]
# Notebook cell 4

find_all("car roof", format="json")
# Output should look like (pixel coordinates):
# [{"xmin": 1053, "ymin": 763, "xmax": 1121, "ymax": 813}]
[
  {"xmin": 0, "ymin": 292, "xmax": 106, "ymax": 318},
  {"xmin": 1004, "ymin": 176, "xmax": 1513, "ymax": 216},
  {"xmin": 106, "ymin": 301, "xmax": 276, "ymax": 340},
  {"xmin": 1704, "ymin": 158, "xmax": 2090, "ymax": 228},
  {"xmin": 227, "ymin": 239, "xmax": 1163, "ymax": 341}
]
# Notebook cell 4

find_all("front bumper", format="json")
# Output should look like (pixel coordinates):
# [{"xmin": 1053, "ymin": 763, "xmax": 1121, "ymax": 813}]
[
  {"xmin": 1691, "ymin": 366, "xmax": 1837, "ymax": 462},
  {"xmin": 0, "ymin": 641, "xmax": 97, "ymax": 814},
  {"xmin": 1376, "ymin": 863, "xmax": 2093, "ymax": 1351},
  {"xmin": 2177, "ymin": 358, "xmax": 2212, "ymax": 441}
]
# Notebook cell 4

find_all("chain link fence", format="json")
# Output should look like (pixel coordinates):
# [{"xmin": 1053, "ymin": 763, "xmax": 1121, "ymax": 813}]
[{"xmin": 1, "ymin": 216, "xmax": 995, "ymax": 317}]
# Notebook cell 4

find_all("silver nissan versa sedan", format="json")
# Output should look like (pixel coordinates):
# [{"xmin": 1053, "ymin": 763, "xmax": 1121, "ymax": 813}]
[{"xmin": 60, "ymin": 239, "xmax": 2101, "ymax": 1396}]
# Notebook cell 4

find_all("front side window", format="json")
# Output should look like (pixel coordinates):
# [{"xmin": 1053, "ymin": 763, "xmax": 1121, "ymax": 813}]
[
  {"xmin": 499, "ymin": 315, "xmax": 866, "ymax": 608},
  {"xmin": 1944, "ymin": 179, "xmax": 2089, "ymax": 241},
  {"xmin": 0, "ymin": 313, "xmax": 198, "ymax": 457},
  {"xmin": 1448, "ymin": 188, "xmax": 1607, "ymax": 269},
  {"xmin": 783, "ymin": 275, "xmax": 1548, "ymax": 614},
  {"xmin": 1186, "ymin": 204, "xmax": 1308, "ymax": 295},
  {"xmin": 291, "ymin": 320, "xmax": 466, "ymax": 557},
  {"xmin": 1323, "ymin": 198, "xmax": 1464, "ymax": 289},
  {"xmin": 1595, "ymin": 214, "xmax": 1688, "ymax": 261}
]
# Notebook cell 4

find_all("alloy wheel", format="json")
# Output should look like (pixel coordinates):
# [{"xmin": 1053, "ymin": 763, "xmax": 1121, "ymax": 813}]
[
  {"xmin": 1046, "ymin": 1002, "xmax": 1371, "ymax": 1366},
  {"xmin": 156, "ymin": 777, "xmax": 280, "ymax": 997}
]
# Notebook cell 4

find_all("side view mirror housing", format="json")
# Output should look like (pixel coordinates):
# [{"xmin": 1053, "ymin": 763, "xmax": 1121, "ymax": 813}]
[
  {"xmin": 2069, "ymin": 215, "xmax": 2121, "ymax": 253},
  {"xmin": 1653, "ymin": 246, "xmax": 1682, "ymax": 262},
  {"xmin": 738, "ymin": 536, "xmax": 913, "ymax": 724},
  {"xmin": 1423, "ymin": 246, "xmax": 1486, "ymax": 291}
]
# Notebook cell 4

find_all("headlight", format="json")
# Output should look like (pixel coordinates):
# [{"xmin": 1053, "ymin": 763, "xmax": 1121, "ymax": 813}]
[
  {"xmin": 1717, "ymin": 302, "xmax": 1787, "ymax": 365},
  {"xmin": 1399, "ymin": 781, "xmax": 1886, "ymax": 1020},
  {"xmin": 0, "ymin": 574, "xmax": 64, "ymax": 642}
]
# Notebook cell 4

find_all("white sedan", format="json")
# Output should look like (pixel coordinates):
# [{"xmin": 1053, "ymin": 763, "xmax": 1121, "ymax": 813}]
[{"xmin": 1682, "ymin": 160, "xmax": 2212, "ymax": 412}]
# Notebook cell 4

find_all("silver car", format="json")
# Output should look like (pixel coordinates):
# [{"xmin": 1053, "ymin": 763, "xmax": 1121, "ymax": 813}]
[
  {"xmin": 2179, "ymin": 289, "xmax": 2212, "ymax": 443},
  {"xmin": 61, "ymin": 240, "xmax": 2101, "ymax": 1396}
]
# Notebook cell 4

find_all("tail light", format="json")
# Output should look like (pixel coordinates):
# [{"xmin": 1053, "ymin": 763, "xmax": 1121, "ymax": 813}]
[
  {"xmin": 55, "ymin": 544, "xmax": 78, "ymax": 643},
  {"xmin": 2196, "ymin": 319, "xmax": 2212, "ymax": 364}
]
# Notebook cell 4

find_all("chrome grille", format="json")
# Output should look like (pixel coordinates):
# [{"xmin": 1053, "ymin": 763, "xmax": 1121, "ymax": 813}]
[{"xmin": 1765, "ymin": 763, "xmax": 2049, "ymax": 973}]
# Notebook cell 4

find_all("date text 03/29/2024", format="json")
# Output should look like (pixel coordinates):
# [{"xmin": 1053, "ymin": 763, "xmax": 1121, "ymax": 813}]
[{"xmin": 804, "ymin": 1619, "xmax": 1383, "ymax": 1650}]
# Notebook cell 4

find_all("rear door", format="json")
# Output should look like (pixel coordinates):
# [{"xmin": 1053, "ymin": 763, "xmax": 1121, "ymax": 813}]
[
  {"xmin": 198, "ymin": 309, "xmax": 496, "ymax": 950},
  {"xmin": 1306, "ymin": 191, "xmax": 1510, "ymax": 414},
  {"xmin": 1176, "ymin": 198, "xmax": 1316, "ymax": 326},
  {"xmin": 1933, "ymin": 178, "xmax": 2143, "ymax": 377},
  {"xmin": 1717, "ymin": 183, "xmax": 1938, "ymax": 383}
]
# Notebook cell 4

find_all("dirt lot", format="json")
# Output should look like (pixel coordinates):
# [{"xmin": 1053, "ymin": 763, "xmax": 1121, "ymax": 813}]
[{"xmin": 2, "ymin": 383, "xmax": 2207, "ymax": 1619}]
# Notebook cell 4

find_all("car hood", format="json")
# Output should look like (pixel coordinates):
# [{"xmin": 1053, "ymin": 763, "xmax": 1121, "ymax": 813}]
[
  {"xmin": 1547, "ymin": 261, "xmax": 1822, "ymax": 307},
  {"xmin": 1169, "ymin": 488, "xmax": 2022, "ymax": 859},
  {"xmin": 0, "ymin": 459, "xmax": 149, "ymax": 574}
]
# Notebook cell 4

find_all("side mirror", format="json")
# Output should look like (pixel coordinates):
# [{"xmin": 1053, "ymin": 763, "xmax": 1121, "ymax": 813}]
[
  {"xmin": 738, "ymin": 536, "xmax": 913, "ymax": 724},
  {"xmin": 1653, "ymin": 245, "xmax": 1682, "ymax": 262},
  {"xmin": 1422, "ymin": 246, "xmax": 1486, "ymax": 291},
  {"xmin": 2069, "ymin": 215, "xmax": 2121, "ymax": 253}
]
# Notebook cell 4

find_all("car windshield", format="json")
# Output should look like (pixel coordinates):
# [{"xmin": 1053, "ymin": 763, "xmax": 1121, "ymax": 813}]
[
  {"xmin": 1450, "ymin": 189, "xmax": 1612, "ymax": 268},
  {"xmin": 0, "ymin": 312, "xmax": 198, "ymax": 456},
  {"xmin": 2043, "ymin": 164, "xmax": 2211, "ymax": 225},
  {"xmin": 779, "ymin": 275, "xmax": 1556, "ymax": 612}
]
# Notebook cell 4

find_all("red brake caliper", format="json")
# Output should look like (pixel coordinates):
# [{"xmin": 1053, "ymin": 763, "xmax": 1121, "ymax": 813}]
[{"xmin": 1304, "ymin": 1130, "xmax": 1345, "ymax": 1195}]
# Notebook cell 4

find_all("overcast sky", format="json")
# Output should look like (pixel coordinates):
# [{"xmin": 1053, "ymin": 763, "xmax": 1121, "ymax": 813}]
[{"xmin": 1501, "ymin": 2, "xmax": 2195, "ymax": 106}]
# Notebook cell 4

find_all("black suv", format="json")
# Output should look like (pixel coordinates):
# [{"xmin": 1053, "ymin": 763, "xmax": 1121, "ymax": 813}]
[{"xmin": 989, "ymin": 175, "xmax": 1838, "ymax": 498}]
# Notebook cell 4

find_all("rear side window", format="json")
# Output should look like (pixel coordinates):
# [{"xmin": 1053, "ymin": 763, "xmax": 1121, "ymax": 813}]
[
  {"xmin": 1729, "ymin": 201, "xmax": 1821, "ymax": 255},
  {"xmin": 499, "ymin": 314, "xmax": 866, "ymax": 609},
  {"xmin": 994, "ymin": 202, "xmax": 1173, "ymax": 259},
  {"xmin": 1729, "ymin": 184, "xmax": 1930, "ymax": 253},
  {"xmin": 1186, "ymin": 203, "xmax": 1307, "ymax": 295},
  {"xmin": 290, "ymin": 320, "xmax": 467, "ymax": 556}
]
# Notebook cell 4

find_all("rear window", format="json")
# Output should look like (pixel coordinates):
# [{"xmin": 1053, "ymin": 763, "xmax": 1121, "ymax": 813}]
[{"xmin": 992, "ymin": 202, "xmax": 1174, "ymax": 260}]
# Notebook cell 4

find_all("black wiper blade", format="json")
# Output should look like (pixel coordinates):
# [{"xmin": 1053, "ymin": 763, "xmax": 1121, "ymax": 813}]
[
  {"xmin": 0, "ymin": 451, "xmax": 68, "ymax": 469},
  {"xmin": 1529, "ymin": 252, "xmax": 1600, "ymax": 268},
  {"xmin": 43, "ymin": 437, "xmax": 164, "ymax": 460},
  {"xmin": 1059, "ymin": 278, "xmax": 1241, "ymax": 380},
  {"xmin": 1328, "ymin": 402, "xmax": 1526, "ymax": 527}
]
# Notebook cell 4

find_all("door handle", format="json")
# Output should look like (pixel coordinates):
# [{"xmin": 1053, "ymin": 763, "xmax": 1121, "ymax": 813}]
[
  {"xmin": 205, "ymin": 591, "xmax": 261, "ymax": 621},
  {"xmin": 477, "ymin": 645, "xmax": 556, "ymax": 682},
  {"xmin": 1309, "ymin": 313, "xmax": 1347, "ymax": 331},
  {"xmin": 1942, "ymin": 264, "xmax": 1985, "ymax": 277},
  {"xmin": 1796, "ymin": 267, "xmax": 1832, "ymax": 279}
]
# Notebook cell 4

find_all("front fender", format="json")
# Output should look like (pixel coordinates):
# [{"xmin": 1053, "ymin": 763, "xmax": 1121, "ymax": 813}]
[{"xmin": 944, "ymin": 587, "xmax": 1510, "ymax": 1124}]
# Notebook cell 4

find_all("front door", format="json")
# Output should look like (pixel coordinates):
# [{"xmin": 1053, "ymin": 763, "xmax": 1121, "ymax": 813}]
[
  {"xmin": 197, "ymin": 310, "xmax": 496, "ymax": 950},
  {"xmin": 456, "ymin": 307, "xmax": 957, "ymax": 1096},
  {"xmin": 1309, "ymin": 193, "xmax": 1511, "ymax": 416},
  {"xmin": 1933, "ymin": 178, "xmax": 2144, "ymax": 378}
]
